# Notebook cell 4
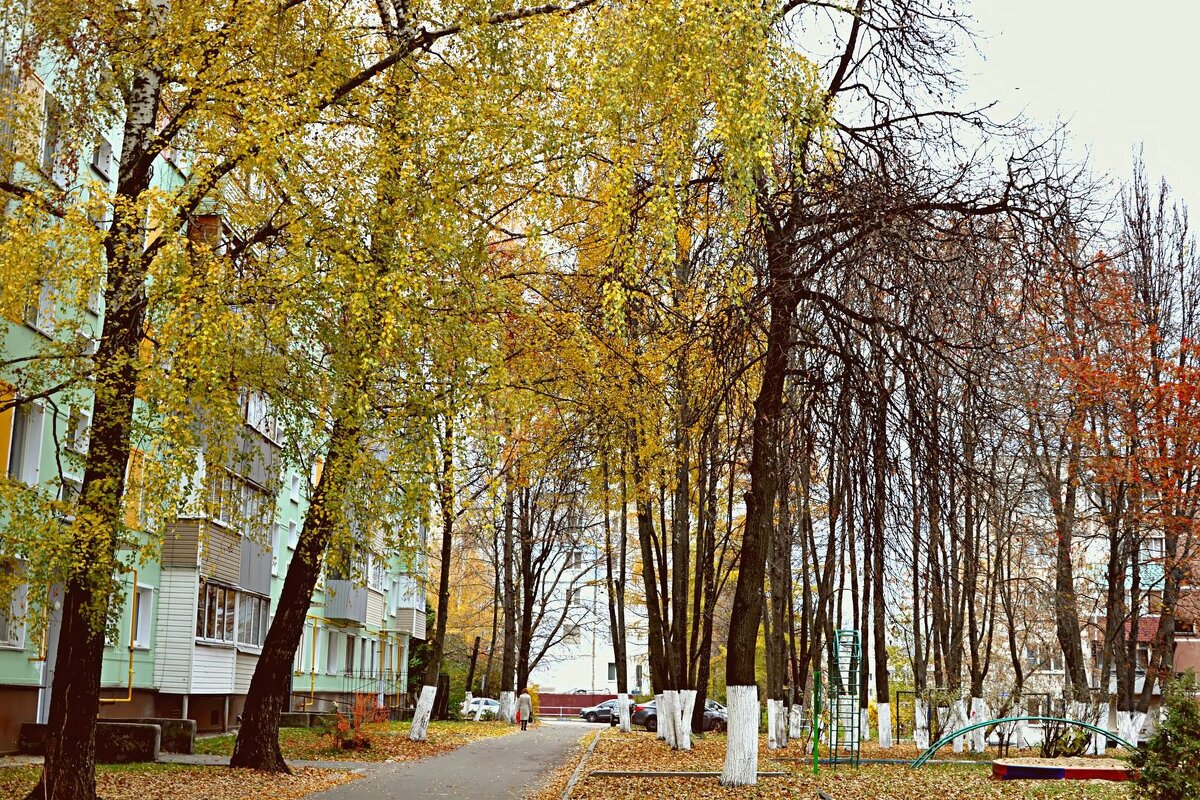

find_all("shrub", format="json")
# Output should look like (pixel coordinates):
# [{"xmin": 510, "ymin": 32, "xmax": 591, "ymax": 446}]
[
  {"xmin": 329, "ymin": 693, "xmax": 383, "ymax": 751},
  {"xmin": 1133, "ymin": 671, "xmax": 1200, "ymax": 800}
]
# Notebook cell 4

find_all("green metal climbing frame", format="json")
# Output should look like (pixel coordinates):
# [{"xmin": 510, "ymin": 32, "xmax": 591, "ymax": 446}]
[{"xmin": 826, "ymin": 629, "xmax": 861, "ymax": 768}]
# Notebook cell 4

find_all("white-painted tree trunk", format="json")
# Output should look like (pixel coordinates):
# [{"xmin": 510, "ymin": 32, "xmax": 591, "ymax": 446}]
[
  {"xmin": 914, "ymin": 699, "xmax": 929, "ymax": 750},
  {"xmin": 767, "ymin": 700, "xmax": 779, "ymax": 749},
  {"xmin": 809, "ymin": 715, "xmax": 823, "ymax": 754},
  {"xmin": 720, "ymin": 685, "xmax": 759, "ymax": 786},
  {"xmin": 1013, "ymin": 718, "xmax": 1029, "ymax": 750},
  {"xmin": 678, "ymin": 690, "xmax": 696, "ymax": 750},
  {"xmin": 1131, "ymin": 711, "xmax": 1147, "ymax": 745},
  {"xmin": 776, "ymin": 699, "xmax": 789, "ymax": 748},
  {"xmin": 877, "ymin": 701, "xmax": 892, "ymax": 748},
  {"xmin": 1090, "ymin": 702, "xmax": 1109, "ymax": 755},
  {"xmin": 498, "ymin": 690, "xmax": 516, "ymax": 723},
  {"xmin": 950, "ymin": 700, "xmax": 967, "ymax": 753},
  {"xmin": 969, "ymin": 696, "xmax": 988, "ymax": 752},
  {"xmin": 410, "ymin": 684, "xmax": 437, "ymax": 741},
  {"xmin": 860, "ymin": 707, "xmax": 871, "ymax": 742},
  {"xmin": 663, "ymin": 690, "xmax": 681, "ymax": 747},
  {"xmin": 1118, "ymin": 710, "xmax": 1141, "ymax": 748},
  {"xmin": 789, "ymin": 704, "xmax": 804, "ymax": 740},
  {"xmin": 654, "ymin": 694, "xmax": 665, "ymax": 740},
  {"xmin": 618, "ymin": 692, "xmax": 632, "ymax": 732}
]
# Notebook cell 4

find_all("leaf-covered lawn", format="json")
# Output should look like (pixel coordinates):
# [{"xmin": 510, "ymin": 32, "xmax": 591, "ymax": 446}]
[
  {"xmin": 552, "ymin": 732, "xmax": 1132, "ymax": 800},
  {"xmin": 195, "ymin": 719, "xmax": 516, "ymax": 763},
  {"xmin": 0, "ymin": 763, "xmax": 358, "ymax": 799}
]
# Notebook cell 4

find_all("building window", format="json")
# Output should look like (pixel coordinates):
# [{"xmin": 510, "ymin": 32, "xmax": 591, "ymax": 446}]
[
  {"xmin": 344, "ymin": 635, "xmax": 356, "ymax": 675},
  {"xmin": 40, "ymin": 92, "xmax": 66, "ymax": 184},
  {"xmin": 1145, "ymin": 535, "xmax": 1166, "ymax": 560},
  {"xmin": 90, "ymin": 135, "xmax": 113, "ymax": 181},
  {"xmin": 270, "ymin": 525, "xmax": 280, "ymax": 575},
  {"xmin": 0, "ymin": 581, "xmax": 27, "ymax": 648},
  {"xmin": 66, "ymin": 407, "xmax": 90, "ymax": 455},
  {"xmin": 8, "ymin": 402, "xmax": 44, "ymax": 486},
  {"xmin": 608, "ymin": 662, "xmax": 617, "ymax": 681},
  {"xmin": 564, "ymin": 624, "xmax": 580, "ymax": 644},
  {"xmin": 325, "ymin": 630, "xmax": 338, "ymax": 673},
  {"xmin": 244, "ymin": 391, "xmax": 280, "ymax": 443},
  {"xmin": 207, "ymin": 468, "xmax": 272, "ymax": 541},
  {"xmin": 290, "ymin": 473, "xmax": 301, "ymax": 503},
  {"xmin": 368, "ymin": 554, "xmax": 386, "ymax": 592},
  {"xmin": 237, "ymin": 594, "xmax": 270, "ymax": 648},
  {"xmin": 22, "ymin": 280, "xmax": 57, "ymax": 336},
  {"xmin": 288, "ymin": 520, "xmax": 298, "ymax": 549},
  {"xmin": 133, "ymin": 586, "xmax": 153, "ymax": 648},
  {"xmin": 196, "ymin": 582, "xmax": 235, "ymax": 643},
  {"xmin": 567, "ymin": 550, "xmax": 583, "ymax": 569}
]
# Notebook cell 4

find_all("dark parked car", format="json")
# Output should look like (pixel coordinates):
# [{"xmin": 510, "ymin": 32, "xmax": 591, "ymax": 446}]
[
  {"xmin": 579, "ymin": 699, "xmax": 620, "ymax": 723},
  {"xmin": 632, "ymin": 699, "xmax": 727, "ymax": 732}
]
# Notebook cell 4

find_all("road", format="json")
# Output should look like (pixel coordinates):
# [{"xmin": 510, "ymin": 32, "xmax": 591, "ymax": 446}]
[{"xmin": 308, "ymin": 721, "xmax": 592, "ymax": 800}]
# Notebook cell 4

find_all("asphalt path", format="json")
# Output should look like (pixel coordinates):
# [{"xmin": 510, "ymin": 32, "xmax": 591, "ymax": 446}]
[{"xmin": 307, "ymin": 720, "xmax": 593, "ymax": 800}]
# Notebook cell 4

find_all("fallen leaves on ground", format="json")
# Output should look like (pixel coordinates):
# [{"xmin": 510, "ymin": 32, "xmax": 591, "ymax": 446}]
[
  {"xmin": 0, "ymin": 763, "xmax": 358, "ymax": 799},
  {"xmin": 562, "ymin": 731, "xmax": 1132, "ymax": 800},
  {"xmin": 196, "ymin": 720, "xmax": 517, "ymax": 763}
]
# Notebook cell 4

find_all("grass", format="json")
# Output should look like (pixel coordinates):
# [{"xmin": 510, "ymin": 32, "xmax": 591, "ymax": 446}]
[
  {"xmin": 535, "ymin": 730, "xmax": 1134, "ymax": 800},
  {"xmin": 0, "ymin": 762, "xmax": 359, "ymax": 799},
  {"xmin": 195, "ymin": 719, "xmax": 517, "ymax": 763}
]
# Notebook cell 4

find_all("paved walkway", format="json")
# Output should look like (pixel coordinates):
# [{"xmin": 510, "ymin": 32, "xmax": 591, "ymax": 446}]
[{"xmin": 306, "ymin": 721, "xmax": 592, "ymax": 800}]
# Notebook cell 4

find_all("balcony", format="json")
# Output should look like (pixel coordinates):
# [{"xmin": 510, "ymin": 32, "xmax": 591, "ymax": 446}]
[{"xmin": 324, "ymin": 580, "xmax": 368, "ymax": 625}]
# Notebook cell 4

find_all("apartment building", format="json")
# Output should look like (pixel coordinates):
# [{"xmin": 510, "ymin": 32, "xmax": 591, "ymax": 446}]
[
  {"xmin": 0, "ymin": 60, "xmax": 426, "ymax": 752},
  {"xmin": 528, "ymin": 545, "xmax": 649, "ymax": 696}
]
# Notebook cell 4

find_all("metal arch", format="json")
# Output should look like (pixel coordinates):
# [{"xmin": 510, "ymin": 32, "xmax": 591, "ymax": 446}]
[{"xmin": 910, "ymin": 716, "xmax": 1137, "ymax": 768}]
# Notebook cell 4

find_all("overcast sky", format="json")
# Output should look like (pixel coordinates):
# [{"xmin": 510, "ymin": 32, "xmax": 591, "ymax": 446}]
[{"xmin": 962, "ymin": 1, "xmax": 1200, "ymax": 211}]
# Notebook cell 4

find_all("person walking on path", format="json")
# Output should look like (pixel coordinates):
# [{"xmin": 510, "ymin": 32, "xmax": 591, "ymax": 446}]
[{"xmin": 518, "ymin": 689, "xmax": 533, "ymax": 731}]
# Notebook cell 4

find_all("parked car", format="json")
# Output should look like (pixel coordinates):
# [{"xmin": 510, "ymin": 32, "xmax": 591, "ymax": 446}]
[
  {"xmin": 459, "ymin": 697, "xmax": 501, "ymax": 717},
  {"xmin": 579, "ymin": 699, "xmax": 620, "ymax": 723},
  {"xmin": 632, "ymin": 699, "xmax": 727, "ymax": 732}
]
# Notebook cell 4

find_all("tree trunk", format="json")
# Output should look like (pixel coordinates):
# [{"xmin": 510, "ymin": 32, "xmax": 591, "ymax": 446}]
[
  {"xmin": 720, "ymin": 261, "xmax": 793, "ymax": 785},
  {"xmin": 499, "ymin": 475, "xmax": 517, "ymax": 721},
  {"xmin": 232, "ymin": 417, "xmax": 359, "ymax": 770},
  {"xmin": 29, "ymin": 49, "xmax": 164, "ymax": 800},
  {"xmin": 411, "ymin": 415, "xmax": 456, "ymax": 741}
]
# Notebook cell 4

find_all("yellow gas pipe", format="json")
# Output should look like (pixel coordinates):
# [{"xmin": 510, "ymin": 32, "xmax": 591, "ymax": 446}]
[{"xmin": 100, "ymin": 568, "xmax": 138, "ymax": 705}]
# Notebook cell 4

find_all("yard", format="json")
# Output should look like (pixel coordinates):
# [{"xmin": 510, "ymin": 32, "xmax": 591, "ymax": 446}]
[
  {"xmin": 535, "ymin": 731, "xmax": 1134, "ymax": 800},
  {"xmin": 0, "ymin": 762, "xmax": 359, "ymax": 800},
  {"xmin": 194, "ymin": 719, "xmax": 517, "ymax": 763}
]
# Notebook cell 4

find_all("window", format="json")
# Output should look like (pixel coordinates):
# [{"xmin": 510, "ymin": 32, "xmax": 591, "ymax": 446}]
[
  {"xmin": 567, "ymin": 550, "xmax": 584, "ymax": 569},
  {"xmin": 207, "ymin": 468, "xmax": 272, "ymax": 541},
  {"xmin": 272, "ymin": 522, "xmax": 284, "ymax": 575},
  {"xmin": 244, "ymin": 391, "xmax": 280, "ymax": 442},
  {"xmin": 325, "ymin": 630, "xmax": 338, "ymax": 673},
  {"xmin": 344, "ymin": 635, "xmax": 356, "ymax": 675},
  {"xmin": 59, "ymin": 476, "xmax": 82, "ymax": 505},
  {"xmin": 66, "ymin": 407, "xmax": 90, "ymax": 454},
  {"xmin": 368, "ymin": 554, "xmax": 386, "ymax": 592},
  {"xmin": 22, "ymin": 281, "xmax": 56, "ymax": 335},
  {"xmin": 295, "ymin": 624, "xmax": 310, "ymax": 673},
  {"xmin": 196, "ymin": 582, "xmax": 235, "ymax": 643},
  {"xmin": 0, "ymin": 581, "xmax": 27, "ymax": 648},
  {"xmin": 8, "ymin": 402, "xmax": 44, "ymax": 486},
  {"xmin": 564, "ymin": 624, "xmax": 580, "ymax": 644},
  {"xmin": 90, "ymin": 135, "xmax": 113, "ymax": 181},
  {"xmin": 41, "ymin": 92, "xmax": 67, "ymax": 185},
  {"xmin": 85, "ymin": 275, "xmax": 103, "ymax": 314},
  {"xmin": 1146, "ymin": 535, "xmax": 1166, "ymax": 560},
  {"xmin": 134, "ymin": 586, "xmax": 153, "ymax": 648},
  {"xmin": 288, "ymin": 520, "xmax": 298, "ymax": 549},
  {"xmin": 608, "ymin": 662, "xmax": 617, "ymax": 681},
  {"xmin": 237, "ymin": 594, "xmax": 270, "ymax": 648},
  {"xmin": 290, "ymin": 473, "xmax": 301, "ymax": 503}
]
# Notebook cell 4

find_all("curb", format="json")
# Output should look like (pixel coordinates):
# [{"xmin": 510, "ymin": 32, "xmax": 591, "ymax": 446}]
[{"xmin": 561, "ymin": 730, "xmax": 602, "ymax": 800}]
